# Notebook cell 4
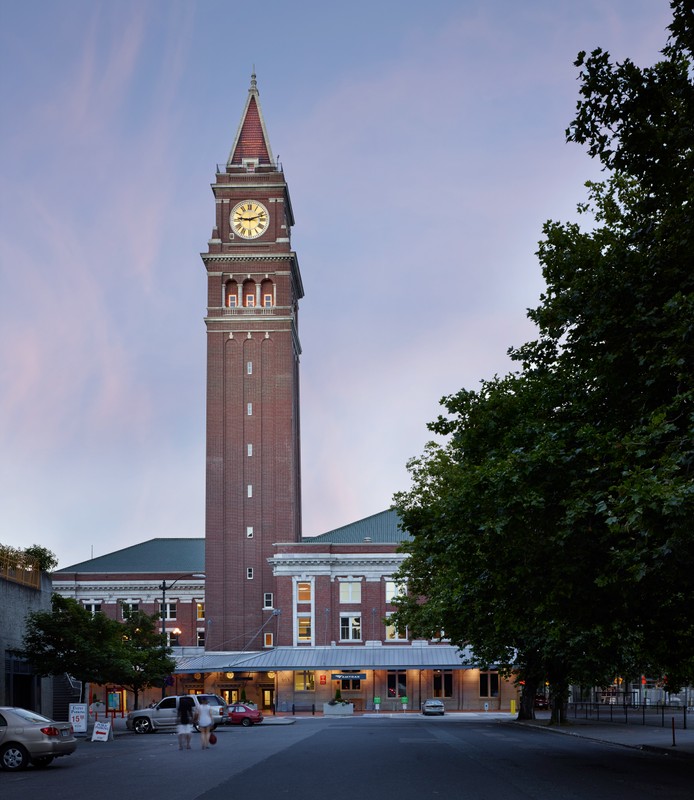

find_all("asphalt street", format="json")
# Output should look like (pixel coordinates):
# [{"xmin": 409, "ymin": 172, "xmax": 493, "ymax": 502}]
[{"xmin": 1, "ymin": 714, "xmax": 691, "ymax": 800}]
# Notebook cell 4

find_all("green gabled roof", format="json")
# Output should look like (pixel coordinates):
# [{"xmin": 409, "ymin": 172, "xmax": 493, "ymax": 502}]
[
  {"xmin": 53, "ymin": 538, "xmax": 204, "ymax": 575},
  {"xmin": 304, "ymin": 509, "xmax": 409, "ymax": 544}
]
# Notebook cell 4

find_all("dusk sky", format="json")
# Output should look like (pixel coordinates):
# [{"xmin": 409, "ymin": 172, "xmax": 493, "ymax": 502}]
[{"xmin": 0, "ymin": 0, "xmax": 672, "ymax": 569}]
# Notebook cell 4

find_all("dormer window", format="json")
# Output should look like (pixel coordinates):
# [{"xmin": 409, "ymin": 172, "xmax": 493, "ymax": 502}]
[{"xmin": 242, "ymin": 158, "xmax": 259, "ymax": 172}]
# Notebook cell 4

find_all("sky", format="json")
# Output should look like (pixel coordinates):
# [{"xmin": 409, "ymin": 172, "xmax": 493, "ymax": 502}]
[{"xmin": 0, "ymin": 0, "xmax": 673, "ymax": 569}]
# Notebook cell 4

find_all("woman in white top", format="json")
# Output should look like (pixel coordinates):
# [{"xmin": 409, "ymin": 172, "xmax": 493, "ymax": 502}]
[{"xmin": 195, "ymin": 697, "xmax": 214, "ymax": 749}]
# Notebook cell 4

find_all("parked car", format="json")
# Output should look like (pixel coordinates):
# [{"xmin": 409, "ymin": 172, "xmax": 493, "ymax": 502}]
[
  {"xmin": 0, "ymin": 707, "xmax": 76, "ymax": 771},
  {"xmin": 226, "ymin": 703, "xmax": 264, "ymax": 726},
  {"xmin": 534, "ymin": 695, "xmax": 549, "ymax": 709},
  {"xmin": 127, "ymin": 694, "xmax": 227, "ymax": 734},
  {"xmin": 422, "ymin": 699, "xmax": 445, "ymax": 716}
]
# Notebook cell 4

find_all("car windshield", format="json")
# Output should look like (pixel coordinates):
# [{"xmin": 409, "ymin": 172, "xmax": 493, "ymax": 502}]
[
  {"xmin": 201, "ymin": 695, "xmax": 225, "ymax": 706},
  {"xmin": 11, "ymin": 708, "xmax": 52, "ymax": 724}
]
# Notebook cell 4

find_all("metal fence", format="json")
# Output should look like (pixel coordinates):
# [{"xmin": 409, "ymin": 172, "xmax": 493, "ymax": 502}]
[{"xmin": 568, "ymin": 701, "xmax": 689, "ymax": 730}]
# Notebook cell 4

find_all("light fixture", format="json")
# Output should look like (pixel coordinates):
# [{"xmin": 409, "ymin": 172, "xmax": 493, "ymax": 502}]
[
  {"xmin": 226, "ymin": 672, "xmax": 235, "ymax": 679},
  {"xmin": 267, "ymin": 671, "xmax": 276, "ymax": 679}
]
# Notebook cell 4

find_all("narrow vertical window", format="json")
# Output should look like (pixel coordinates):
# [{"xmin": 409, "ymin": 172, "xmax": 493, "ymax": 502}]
[
  {"xmin": 247, "ymin": 402, "xmax": 253, "ymax": 416},
  {"xmin": 247, "ymin": 443, "xmax": 253, "ymax": 456},
  {"xmin": 247, "ymin": 567, "xmax": 254, "ymax": 580},
  {"xmin": 263, "ymin": 592, "xmax": 273, "ymax": 608},
  {"xmin": 247, "ymin": 361, "xmax": 253, "ymax": 375},
  {"xmin": 263, "ymin": 633, "xmax": 273, "ymax": 647},
  {"xmin": 246, "ymin": 526, "xmax": 254, "ymax": 538},
  {"xmin": 263, "ymin": 294, "xmax": 273, "ymax": 307},
  {"xmin": 247, "ymin": 485, "xmax": 253, "ymax": 498}
]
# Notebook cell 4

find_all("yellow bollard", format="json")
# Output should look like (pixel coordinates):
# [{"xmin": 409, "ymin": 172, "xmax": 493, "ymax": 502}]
[{"xmin": 510, "ymin": 700, "xmax": 516, "ymax": 715}]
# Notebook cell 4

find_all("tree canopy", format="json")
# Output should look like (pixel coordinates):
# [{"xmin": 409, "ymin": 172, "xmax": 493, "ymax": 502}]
[
  {"xmin": 20, "ymin": 595, "xmax": 175, "ymax": 705},
  {"xmin": 390, "ymin": 0, "xmax": 694, "ymax": 721}
]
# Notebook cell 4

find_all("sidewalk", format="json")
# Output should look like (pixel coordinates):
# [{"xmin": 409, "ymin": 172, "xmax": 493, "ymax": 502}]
[{"xmin": 513, "ymin": 711, "xmax": 694, "ymax": 760}]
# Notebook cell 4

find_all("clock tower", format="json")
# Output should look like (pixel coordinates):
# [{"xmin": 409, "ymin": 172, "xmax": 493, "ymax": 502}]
[{"xmin": 202, "ymin": 74, "xmax": 303, "ymax": 651}]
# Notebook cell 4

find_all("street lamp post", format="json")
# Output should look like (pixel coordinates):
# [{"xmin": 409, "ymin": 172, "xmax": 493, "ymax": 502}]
[{"xmin": 159, "ymin": 573, "xmax": 205, "ymax": 697}]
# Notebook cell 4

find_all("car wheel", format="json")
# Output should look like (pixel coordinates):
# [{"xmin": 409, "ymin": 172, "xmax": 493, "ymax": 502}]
[
  {"xmin": 241, "ymin": 718, "xmax": 252, "ymax": 727},
  {"xmin": 0, "ymin": 743, "xmax": 30, "ymax": 771},
  {"xmin": 31, "ymin": 756, "xmax": 55, "ymax": 768},
  {"xmin": 133, "ymin": 717, "xmax": 153, "ymax": 734}
]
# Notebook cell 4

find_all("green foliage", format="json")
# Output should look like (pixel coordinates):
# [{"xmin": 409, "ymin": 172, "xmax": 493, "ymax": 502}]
[
  {"xmin": 0, "ymin": 543, "xmax": 58, "ymax": 572},
  {"xmin": 391, "ymin": 0, "xmax": 694, "ymax": 716},
  {"xmin": 19, "ymin": 595, "xmax": 175, "ymax": 705}
]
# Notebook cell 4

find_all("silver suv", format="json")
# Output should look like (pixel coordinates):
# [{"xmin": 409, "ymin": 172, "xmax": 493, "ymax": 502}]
[{"xmin": 126, "ymin": 694, "xmax": 227, "ymax": 734}]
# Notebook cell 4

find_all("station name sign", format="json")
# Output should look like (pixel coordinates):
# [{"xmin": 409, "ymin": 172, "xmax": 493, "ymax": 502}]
[{"xmin": 331, "ymin": 673, "xmax": 366, "ymax": 681}]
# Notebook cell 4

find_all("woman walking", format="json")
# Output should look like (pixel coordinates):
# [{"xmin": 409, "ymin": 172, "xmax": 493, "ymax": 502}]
[{"xmin": 195, "ymin": 696, "xmax": 213, "ymax": 749}]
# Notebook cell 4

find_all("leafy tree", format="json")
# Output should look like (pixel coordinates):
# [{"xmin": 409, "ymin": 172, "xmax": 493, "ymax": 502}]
[
  {"xmin": 20, "ymin": 594, "xmax": 127, "ymax": 699},
  {"xmin": 117, "ymin": 608, "xmax": 175, "ymax": 709},
  {"xmin": 23, "ymin": 544, "xmax": 59, "ymax": 572},
  {"xmin": 20, "ymin": 596, "xmax": 175, "ymax": 706},
  {"xmin": 391, "ymin": 0, "xmax": 694, "ymax": 720}
]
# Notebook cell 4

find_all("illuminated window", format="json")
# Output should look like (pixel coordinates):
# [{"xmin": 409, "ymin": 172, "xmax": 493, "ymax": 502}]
[
  {"xmin": 196, "ymin": 602, "xmax": 205, "ymax": 619},
  {"xmin": 385, "ymin": 581, "xmax": 406, "ymax": 603},
  {"xmin": 263, "ymin": 632, "xmax": 273, "ymax": 647},
  {"xmin": 385, "ymin": 612, "xmax": 407, "ymax": 641},
  {"xmin": 294, "ymin": 671, "xmax": 315, "ymax": 691},
  {"xmin": 297, "ymin": 617, "xmax": 312, "ymax": 641},
  {"xmin": 339, "ymin": 581, "xmax": 361, "ymax": 603},
  {"xmin": 297, "ymin": 582, "xmax": 311, "ymax": 603}
]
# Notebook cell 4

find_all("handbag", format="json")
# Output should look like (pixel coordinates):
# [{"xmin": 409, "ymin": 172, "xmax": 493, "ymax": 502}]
[{"xmin": 209, "ymin": 732, "xmax": 217, "ymax": 745}]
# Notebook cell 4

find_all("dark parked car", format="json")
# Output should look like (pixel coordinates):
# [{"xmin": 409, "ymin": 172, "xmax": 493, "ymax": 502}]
[
  {"xmin": 127, "ymin": 694, "xmax": 227, "ymax": 733},
  {"xmin": 226, "ymin": 703, "xmax": 264, "ymax": 726},
  {"xmin": 534, "ymin": 695, "xmax": 549, "ymax": 709},
  {"xmin": 0, "ymin": 707, "xmax": 76, "ymax": 771}
]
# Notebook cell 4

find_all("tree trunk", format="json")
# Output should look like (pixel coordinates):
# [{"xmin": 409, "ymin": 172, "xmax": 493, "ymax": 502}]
[
  {"xmin": 549, "ymin": 679, "xmax": 569, "ymax": 724},
  {"xmin": 517, "ymin": 679, "xmax": 539, "ymax": 720}
]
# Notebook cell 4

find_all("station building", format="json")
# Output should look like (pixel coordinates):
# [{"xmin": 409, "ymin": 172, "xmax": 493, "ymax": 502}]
[{"xmin": 53, "ymin": 75, "xmax": 518, "ymax": 714}]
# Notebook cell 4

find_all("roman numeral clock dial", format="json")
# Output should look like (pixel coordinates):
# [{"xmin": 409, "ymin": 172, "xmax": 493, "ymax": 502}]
[{"xmin": 231, "ymin": 200, "xmax": 269, "ymax": 239}]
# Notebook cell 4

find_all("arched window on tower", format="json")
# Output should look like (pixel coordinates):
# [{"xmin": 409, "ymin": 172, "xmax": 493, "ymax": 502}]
[
  {"xmin": 225, "ymin": 280, "xmax": 238, "ymax": 308},
  {"xmin": 261, "ymin": 279, "xmax": 274, "ymax": 307},
  {"xmin": 243, "ymin": 279, "xmax": 256, "ymax": 307}
]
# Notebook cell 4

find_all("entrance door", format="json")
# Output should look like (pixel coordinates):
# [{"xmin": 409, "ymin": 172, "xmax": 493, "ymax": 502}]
[{"xmin": 262, "ymin": 689, "xmax": 274, "ymax": 711}]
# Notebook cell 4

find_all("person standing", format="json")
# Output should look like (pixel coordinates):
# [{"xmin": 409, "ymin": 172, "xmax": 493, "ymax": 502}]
[
  {"xmin": 195, "ymin": 697, "xmax": 213, "ymax": 749},
  {"xmin": 177, "ymin": 696, "xmax": 195, "ymax": 750}
]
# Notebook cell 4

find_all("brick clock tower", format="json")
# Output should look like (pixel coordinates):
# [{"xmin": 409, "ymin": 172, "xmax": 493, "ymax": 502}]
[{"xmin": 203, "ymin": 74, "xmax": 303, "ymax": 651}]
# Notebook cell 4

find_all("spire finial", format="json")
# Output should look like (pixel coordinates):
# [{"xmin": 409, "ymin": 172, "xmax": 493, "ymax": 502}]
[{"xmin": 250, "ymin": 68, "xmax": 257, "ymax": 93}]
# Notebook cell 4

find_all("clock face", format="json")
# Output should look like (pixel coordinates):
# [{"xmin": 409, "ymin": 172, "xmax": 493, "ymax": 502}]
[{"xmin": 231, "ymin": 200, "xmax": 269, "ymax": 239}]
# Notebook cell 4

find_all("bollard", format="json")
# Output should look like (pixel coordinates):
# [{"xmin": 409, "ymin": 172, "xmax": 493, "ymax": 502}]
[{"xmin": 510, "ymin": 700, "xmax": 516, "ymax": 716}]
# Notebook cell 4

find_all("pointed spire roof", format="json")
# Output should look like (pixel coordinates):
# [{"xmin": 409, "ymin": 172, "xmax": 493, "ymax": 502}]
[{"xmin": 227, "ymin": 72, "xmax": 274, "ymax": 167}]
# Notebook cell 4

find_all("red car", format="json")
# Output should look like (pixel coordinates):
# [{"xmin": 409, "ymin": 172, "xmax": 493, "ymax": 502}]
[{"xmin": 226, "ymin": 703, "xmax": 263, "ymax": 727}]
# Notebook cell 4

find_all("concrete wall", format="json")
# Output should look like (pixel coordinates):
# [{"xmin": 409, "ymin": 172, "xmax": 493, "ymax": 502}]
[{"xmin": 0, "ymin": 572, "xmax": 53, "ymax": 714}]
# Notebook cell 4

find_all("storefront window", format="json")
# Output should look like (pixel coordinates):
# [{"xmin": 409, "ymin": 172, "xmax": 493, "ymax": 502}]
[
  {"xmin": 387, "ymin": 670, "xmax": 407, "ymax": 698},
  {"xmin": 479, "ymin": 671, "xmax": 500, "ymax": 697},
  {"xmin": 294, "ymin": 671, "xmax": 315, "ymax": 691},
  {"xmin": 433, "ymin": 669, "xmax": 453, "ymax": 698}
]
